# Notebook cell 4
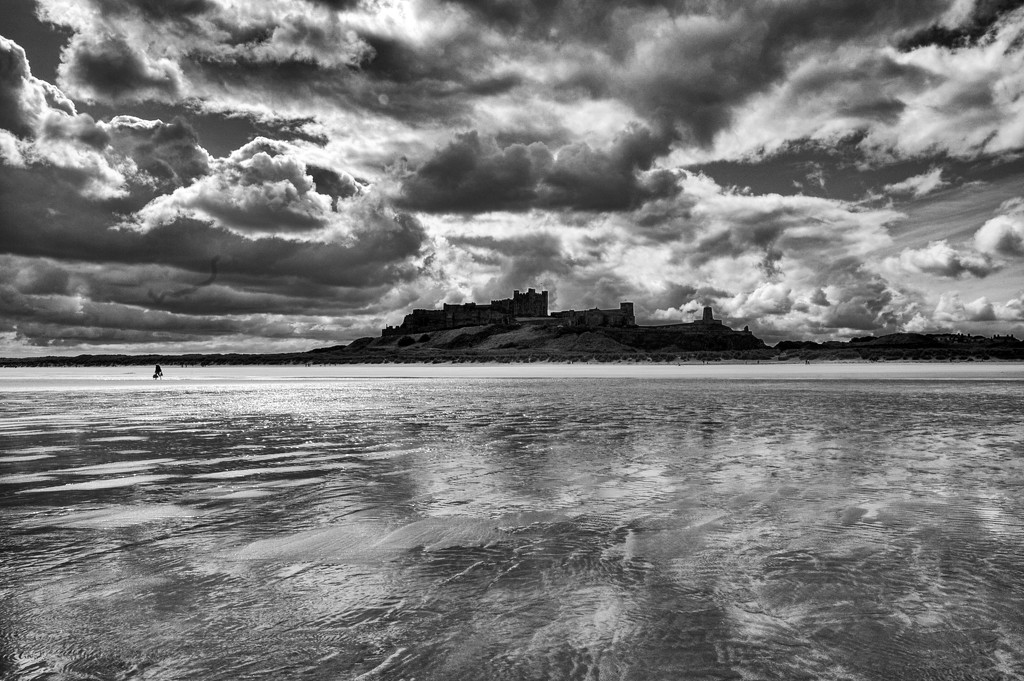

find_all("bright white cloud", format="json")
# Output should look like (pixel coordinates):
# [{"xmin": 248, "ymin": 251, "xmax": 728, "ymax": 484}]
[
  {"xmin": 884, "ymin": 167, "xmax": 948, "ymax": 198},
  {"xmin": 712, "ymin": 10, "xmax": 1024, "ymax": 162},
  {"xmin": 0, "ymin": 128, "xmax": 26, "ymax": 166},
  {"xmin": 935, "ymin": 291, "xmax": 998, "ymax": 322},
  {"xmin": 130, "ymin": 138, "xmax": 343, "ymax": 237},
  {"xmin": 0, "ymin": 37, "xmax": 131, "ymax": 199},
  {"xmin": 975, "ymin": 198, "xmax": 1024, "ymax": 257},
  {"xmin": 931, "ymin": 290, "xmax": 1024, "ymax": 323},
  {"xmin": 886, "ymin": 239, "xmax": 998, "ymax": 278}
]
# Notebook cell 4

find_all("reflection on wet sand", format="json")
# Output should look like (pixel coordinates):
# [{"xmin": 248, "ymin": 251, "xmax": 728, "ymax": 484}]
[{"xmin": 1, "ymin": 376, "xmax": 1023, "ymax": 680}]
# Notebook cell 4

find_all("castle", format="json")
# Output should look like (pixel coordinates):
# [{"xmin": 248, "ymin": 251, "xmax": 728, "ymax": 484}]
[{"xmin": 381, "ymin": 289, "xmax": 733, "ymax": 337}]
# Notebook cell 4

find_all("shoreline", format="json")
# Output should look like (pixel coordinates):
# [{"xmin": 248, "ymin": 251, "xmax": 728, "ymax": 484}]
[{"xmin": 1, "ymin": 361, "xmax": 1023, "ymax": 388}]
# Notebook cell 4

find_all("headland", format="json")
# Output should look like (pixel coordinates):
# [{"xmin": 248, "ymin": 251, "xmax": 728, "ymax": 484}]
[{"xmin": 1, "ymin": 288, "xmax": 1022, "ymax": 366}]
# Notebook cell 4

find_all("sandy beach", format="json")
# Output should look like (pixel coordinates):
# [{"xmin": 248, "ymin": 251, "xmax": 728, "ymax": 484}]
[{"xmin": 1, "ymin": 361, "xmax": 1022, "ymax": 390}]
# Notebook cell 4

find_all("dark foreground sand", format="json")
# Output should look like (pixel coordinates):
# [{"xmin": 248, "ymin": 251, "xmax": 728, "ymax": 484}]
[{"xmin": 1, "ymin": 361, "xmax": 1022, "ymax": 390}]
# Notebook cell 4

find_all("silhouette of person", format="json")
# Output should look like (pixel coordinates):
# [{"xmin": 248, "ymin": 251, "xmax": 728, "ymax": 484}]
[{"xmin": 154, "ymin": 364, "xmax": 163, "ymax": 379}]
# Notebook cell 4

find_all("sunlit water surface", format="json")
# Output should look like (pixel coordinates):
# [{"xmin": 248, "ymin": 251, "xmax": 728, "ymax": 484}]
[{"xmin": 2, "ymin": 376, "xmax": 1024, "ymax": 680}]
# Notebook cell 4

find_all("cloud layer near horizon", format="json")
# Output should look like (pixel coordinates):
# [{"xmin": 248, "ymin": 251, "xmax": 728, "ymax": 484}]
[{"xmin": 2, "ymin": 0, "xmax": 1024, "ymax": 354}]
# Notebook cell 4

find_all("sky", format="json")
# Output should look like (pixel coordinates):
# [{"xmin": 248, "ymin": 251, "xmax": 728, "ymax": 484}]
[{"xmin": 1, "ymin": 0, "xmax": 1023, "ymax": 356}]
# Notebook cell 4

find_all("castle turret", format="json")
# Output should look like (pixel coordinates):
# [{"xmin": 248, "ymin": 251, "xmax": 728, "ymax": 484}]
[{"xmin": 693, "ymin": 305, "xmax": 722, "ymax": 325}]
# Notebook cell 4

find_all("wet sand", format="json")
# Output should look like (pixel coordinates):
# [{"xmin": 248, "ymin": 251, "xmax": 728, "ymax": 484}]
[
  {"xmin": 1, "ymin": 361, "xmax": 1022, "ymax": 390},
  {"xmin": 4, "ymin": 371, "xmax": 1023, "ymax": 679}
]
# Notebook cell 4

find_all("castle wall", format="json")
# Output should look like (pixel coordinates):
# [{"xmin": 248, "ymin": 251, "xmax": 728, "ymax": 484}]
[
  {"xmin": 444, "ymin": 303, "xmax": 510, "ymax": 328},
  {"xmin": 381, "ymin": 288, "xmax": 633, "ymax": 336},
  {"xmin": 552, "ymin": 302, "xmax": 635, "ymax": 328},
  {"xmin": 382, "ymin": 308, "xmax": 447, "ymax": 336}
]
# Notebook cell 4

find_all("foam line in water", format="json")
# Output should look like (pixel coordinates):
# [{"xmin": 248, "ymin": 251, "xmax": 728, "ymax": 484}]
[
  {"xmin": 0, "ymin": 454, "xmax": 56, "ymax": 462},
  {"xmin": 58, "ymin": 458, "xmax": 177, "ymax": 475},
  {"xmin": 0, "ymin": 473, "xmax": 55, "ymax": 485},
  {"xmin": 19, "ymin": 474, "xmax": 174, "ymax": 493},
  {"xmin": 25, "ymin": 504, "xmax": 198, "ymax": 528},
  {"xmin": 195, "ymin": 465, "xmax": 315, "ymax": 479},
  {"xmin": 7, "ymin": 445, "xmax": 72, "ymax": 455}
]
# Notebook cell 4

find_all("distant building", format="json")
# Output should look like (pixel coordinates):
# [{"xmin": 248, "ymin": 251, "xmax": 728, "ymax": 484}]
[{"xmin": 381, "ymin": 288, "xmax": 636, "ymax": 336}]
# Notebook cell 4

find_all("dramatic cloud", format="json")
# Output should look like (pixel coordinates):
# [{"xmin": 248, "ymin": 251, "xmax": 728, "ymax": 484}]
[
  {"xmin": 59, "ymin": 34, "xmax": 183, "ymax": 103},
  {"xmin": 714, "ymin": 7, "xmax": 1024, "ymax": 161},
  {"xmin": 3, "ymin": 0, "xmax": 1024, "ymax": 354},
  {"xmin": 398, "ymin": 125, "xmax": 676, "ymax": 213},
  {"xmin": 421, "ymin": 171, "xmax": 913, "ymax": 341},
  {"xmin": 105, "ymin": 116, "xmax": 212, "ymax": 188},
  {"xmin": 0, "ymin": 36, "xmax": 137, "ymax": 199},
  {"xmin": 130, "ymin": 138, "xmax": 339, "ymax": 236},
  {"xmin": 1, "ymin": 35, "xmax": 75, "ymax": 137}
]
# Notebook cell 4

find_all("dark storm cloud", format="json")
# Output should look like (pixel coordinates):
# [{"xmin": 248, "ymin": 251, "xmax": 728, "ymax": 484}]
[
  {"xmin": 606, "ymin": 0, "xmax": 948, "ymax": 146},
  {"xmin": 39, "ymin": 110, "xmax": 109, "ymax": 149},
  {"xmin": 253, "ymin": 117, "xmax": 330, "ymax": 147},
  {"xmin": 59, "ymin": 35, "xmax": 182, "ymax": 103},
  {"xmin": 399, "ymin": 125, "xmax": 677, "ymax": 213},
  {"xmin": 304, "ymin": 0, "xmax": 363, "ymax": 9},
  {"xmin": 900, "ymin": 0, "xmax": 1024, "ymax": 49},
  {"xmin": 307, "ymin": 164, "xmax": 364, "ymax": 207},
  {"xmin": 438, "ymin": 0, "xmax": 722, "ymax": 42},
  {"xmin": 181, "ymin": 50, "xmax": 481, "ymax": 127},
  {"xmin": 397, "ymin": 131, "xmax": 552, "ymax": 212},
  {"xmin": 643, "ymin": 282, "xmax": 705, "ymax": 312},
  {"xmin": 8, "ymin": 0, "xmax": 1023, "ymax": 352},
  {"xmin": 34, "ymin": 0, "xmax": 954, "ymax": 151},
  {"xmin": 543, "ymin": 125, "xmax": 678, "ymax": 210},
  {"xmin": 815, "ymin": 259, "xmax": 903, "ymax": 331},
  {"xmin": 0, "ymin": 254, "xmax": 397, "ymax": 345},
  {"xmin": 0, "ymin": 156, "xmax": 426, "ymax": 292},
  {"xmin": 6, "ymin": 259, "xmax": 72, "ymax": 296},
  {"xmin": 686, "ymin": 208, "xmax": 801, "ymax": 268},
  {"xmin": 91, "ymin": 0, "xmax": 215, "ymax": 19},
  {"xmin": 107, "ymin": 116, "xmax": 211, "ymax": 187},
  {"xmin": 85, "ymin": 9, "xmax": 511, "ymax": 128},
  {"xmin": 0, "ymin": 169, "xmax": 425, "ymax": 347},
  {"xmin": 357, "ymin": 28, "xmax": 515, "ymax": 91},
  {"xmin": 783, "ymin": 54, "xmax": 935, "ymax": 116},
  {"xmin": 1, "ymin": 37, "xmax": 430, "ymax": 350},
  {"xmin": 448, "ymin": 232, "xmax": 576, "ymax": 300},
  {"xmin": 0, "ymin": 36, "xmax": 41, "ymax": 137},
  {"xmin": 0, "ymin": 36, "xmax": 76, "ymax": 137},
  {"xmin": 436, "ymin": 0, "xmax": 562, "ymax": 33}
]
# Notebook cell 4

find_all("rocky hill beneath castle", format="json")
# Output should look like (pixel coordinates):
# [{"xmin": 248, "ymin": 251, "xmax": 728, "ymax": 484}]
[{"xmin": 318, "ymin": 321, "xmax": 770, "ymax": 362}]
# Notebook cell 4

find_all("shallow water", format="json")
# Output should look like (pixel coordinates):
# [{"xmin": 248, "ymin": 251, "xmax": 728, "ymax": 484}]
[{"xmin": 2, "ymin": 377, "xmax": 1023, "ymax": 680}]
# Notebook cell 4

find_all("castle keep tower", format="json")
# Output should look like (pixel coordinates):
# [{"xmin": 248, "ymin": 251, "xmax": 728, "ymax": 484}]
[
  {"xmin": 512, "ymin": 288, "xmax": 548, "ymax": 317},
  {"xmin": 620, "ymin": 302, "xmax": 635, "ymax": 326}
]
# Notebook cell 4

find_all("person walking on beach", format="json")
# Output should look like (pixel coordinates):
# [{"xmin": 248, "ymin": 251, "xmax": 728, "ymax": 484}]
[{"xmin": 153, "ymin": 364, "xmax": 163, "ymax": 379}]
